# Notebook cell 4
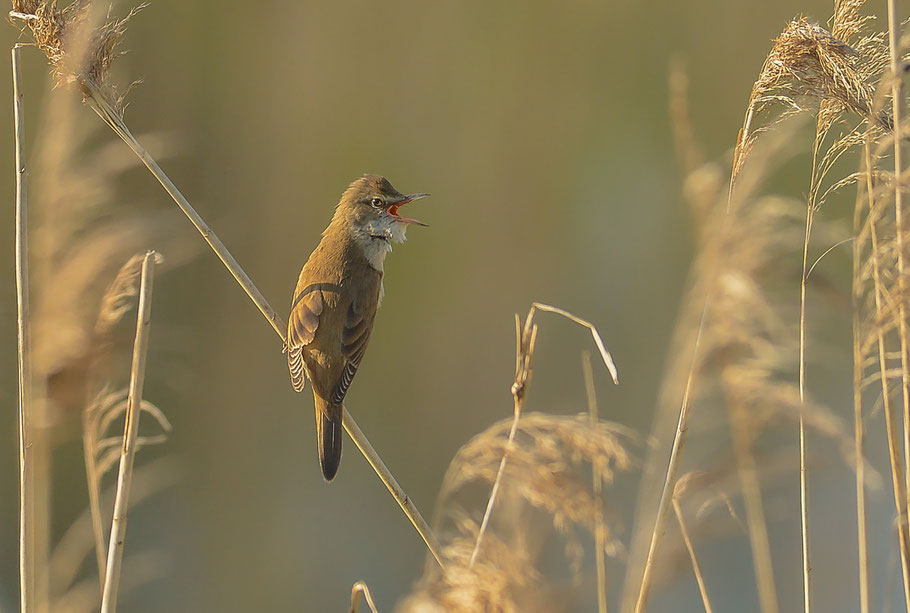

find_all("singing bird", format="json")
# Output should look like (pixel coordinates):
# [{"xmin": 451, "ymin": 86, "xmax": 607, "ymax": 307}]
[{"xmin": 287, "ymin": 175, "xmax": 429, "ymax": 481}]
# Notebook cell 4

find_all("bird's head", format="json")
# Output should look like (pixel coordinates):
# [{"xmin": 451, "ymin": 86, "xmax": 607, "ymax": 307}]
[{"xmin": 333, "ymin": 175, "xmax": 429, "ymax": 247}]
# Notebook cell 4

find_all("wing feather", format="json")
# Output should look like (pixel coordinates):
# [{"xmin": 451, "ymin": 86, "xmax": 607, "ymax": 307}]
[
  {"xmin": 330, "ymin": 276, "xmax": 381, "ymax": 404},
  {"xmin": 287, "ymin": 288, "xmax": 325, "ymax": 392}
]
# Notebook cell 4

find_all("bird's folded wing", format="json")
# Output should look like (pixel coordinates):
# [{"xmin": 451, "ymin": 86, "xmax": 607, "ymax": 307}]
[
  {"xmin": 287, "ymin": 288, "xmax": 325, "ymax": 392},
  {"xmin": 331, "ymin": 280, "xmax": 381, "ymax": 403}
]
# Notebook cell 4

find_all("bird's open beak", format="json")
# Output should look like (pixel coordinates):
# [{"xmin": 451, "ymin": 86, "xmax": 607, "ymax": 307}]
[{"xmin": 388, "ymin": 193, "xmax": 430, "ymax": 227}]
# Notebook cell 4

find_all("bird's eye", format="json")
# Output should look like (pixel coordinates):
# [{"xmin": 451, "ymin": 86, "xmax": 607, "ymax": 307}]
[{"xmin": 370, "ymin": 197, "xmax": 383, "ymax": 208}]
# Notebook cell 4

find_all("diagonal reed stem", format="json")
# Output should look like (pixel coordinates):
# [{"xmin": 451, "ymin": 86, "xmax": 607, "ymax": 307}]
[
  {"xmin": 633, "ymin": 300, "xmax": 708, "ymax": 613},
  {"xmin": 727, "ymin": 390, "xmax": 778, "ymax": 613},
  {"xmin": 633, "ymin": 107, "xmax": 767, "ymax": 611},
  {"xmin": 100, "ymin": 251, "xmax": 157, "ymax": 613},
  {"xmin": 80, "ymin": 81, "xmax": 445, "ymax": 569},
  {"xmin": 342, "ymin": 409, "xmax": 444, "ymax": 568},
  {"xmin": 470, "ymin": 315, "xmax": 535, "ymax": 568},
  {"xmin": 12, "ymin": 42, "xmax": 34, "ymax": 613},
  {"xmin": 672, "ymin": 497, "xmax": 713, "ymax": 613}
]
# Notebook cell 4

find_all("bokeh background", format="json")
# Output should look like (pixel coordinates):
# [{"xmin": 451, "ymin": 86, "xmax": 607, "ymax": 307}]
[{"xmin": 0, "ymin": 0, "xmax": 906, "ymax": 611}]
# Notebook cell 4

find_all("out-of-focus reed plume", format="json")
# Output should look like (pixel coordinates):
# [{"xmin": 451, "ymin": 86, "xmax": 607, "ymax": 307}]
[
  {"xmin": 627, "ymin": 112, "xmax": 859, "ymax": 613},
  {"xmin": 8, "ymin": 4, "xmax": 191, "ymax": 609},
  {"xmin": 29, "ymin": 120, "xmax": 187, "ymax": 425},
  {"xmin": 50, "ymin": 461, "xmax": 177, "ymax": 613},
  {"xmin": 627, "ymin": 6, "xmax": 891, "ymax": 608},
  {"xmin": 398, "ymin": 412, "xmax": 633, "ymax": 613}
]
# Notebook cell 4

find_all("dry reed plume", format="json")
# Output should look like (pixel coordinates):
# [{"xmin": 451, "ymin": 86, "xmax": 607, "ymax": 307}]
[
  {"xmin": 734, "ymin": 8, "xmax": 889, "ymax": 181},
  {"xmin": 627, "ymin": 4, "xmax": 900, "ymax": 612},
  {"xmin": 10, "ymin": 0, "xmax": 144, "ymax": 110},
  {"xmin": 397, "ymin": 305, "xmax": 628, "ymax": 612},
  {"xmin": 400, "ymin": 413, "xmax": 633, "ymax": 612}
]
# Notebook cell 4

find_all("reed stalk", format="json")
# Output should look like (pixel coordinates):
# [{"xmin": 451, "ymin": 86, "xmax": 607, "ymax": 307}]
[
  {"xmin": 633, "ymin": 303, "xmax": 709, "ymax": 613},
  {"xmin": 583, "ymin": 352, "xmax": 609, "ymax": 613},
  {"xmin": 469, "ymin": 314, "xmax": 535, "ymax": 568},
  {"xmin": 672, "ymin": 497, "xmax": 713, "ymax": 613},
  {"xmin": 886, "ymin": 0, "xmax": 910, "ymax": 531},
  {"xmin": 12, "ymin": 42, "xmax": 34, "ymax": 613},
  {"xmin": 863, "ymin": 136, "xmax": 910, "ymax": 609},
  {"xmin": 100, "ymin": 251, "xmax": 157, "ymax": 613},
  {"xmin": 349, "ymin": 581, "xmax": 378, "ymax": 613},
  {"xmin": 852, "ymin": 137, "xmax": 871, "ymax": 613},
  {"xmin": 797, "ymin": 121, "xmax": 827, "ymax": 613},
  {"xmin": 727, "ymin": 395, "xmax": 779, "ymax": 613}
]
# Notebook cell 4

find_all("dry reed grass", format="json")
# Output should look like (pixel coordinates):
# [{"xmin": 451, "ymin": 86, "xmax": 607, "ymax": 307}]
[
  {"xmin": 9, "ymin": 4, "xmax": 184, "ymax": 612},
  {"xmin": 734, "ymin": 8, "xmax": 890, "ymax": 182},
  {"xmin": 397, "ymin": 305, "xmax": 629, "ymax": 612},
  {"xmin": 10, "ymin": 1, "xmax": 910, "ymax": 612},
  {"xmin": 851, "ymin": 15, "xmax": 910, "ymax": 606},
  {"xmin": 99, "ymin": 250, "xmax": 156, "ymax": 613},
  {"xmin": 792, "ymin": 5, "xmax": 887, "ymax": 608},
  {"xmin": 400, "ymin": 411, "xmax": 633, "ymax": 613},
  {"xmin": 630, "ymin": 134, "xmax": 836, "ymax": 612},
  {"xmin": 627, "ymin": 5, "xmax": 899, "ymax": 612}
]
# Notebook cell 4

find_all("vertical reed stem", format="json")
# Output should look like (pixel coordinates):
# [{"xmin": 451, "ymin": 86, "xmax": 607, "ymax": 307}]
[
  {"xmin": 865, "ymin": 137, "xmax": 910, "ymax": 610},
  {"xmin": 852, "ymin": 138, "xmax": 872, "ymax": 613},
  {"xmin": 633, "ymin": 303, "xmax": 708, "ymax": 613},
  {"xmin": 583, "ymin": 352, "xmax": 609, "ymax": 613},
  {"xmin": 797, "ymin": 128, "xmax": 825, "ymax": 613},
  {"xmin": 886, "ymin": 0, "xmax": 910, "ymax": 528},
  {"xmin": 100, "ymin": 251, "xmax": 157, "ymax": 613},
  {"xmin": 83, "ymin": 420, "xmax": 107, "ymax": 589},
  {"xmin": 727, "ymin": 394, "xmax": 778, "ymax": 613},
  {"xmin": 12, "ymin": 43, "xmax": 34, "ymax": 613}
]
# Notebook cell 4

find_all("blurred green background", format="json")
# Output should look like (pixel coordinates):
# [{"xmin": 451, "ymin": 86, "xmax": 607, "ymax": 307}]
[{"xmin": 0, "ymin": 0, "xmax": 904, "ymax": 611}]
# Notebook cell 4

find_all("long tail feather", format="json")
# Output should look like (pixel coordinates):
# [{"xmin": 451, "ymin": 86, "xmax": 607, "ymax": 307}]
[{"xmin": 314, "ymin": 396, "xmax": 342, "ymax": 481}]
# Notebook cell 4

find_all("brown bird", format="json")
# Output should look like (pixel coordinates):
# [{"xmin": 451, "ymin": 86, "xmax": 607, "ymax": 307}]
[{"xmin": 287, "ymin": 175, "xmax": 429, "ymax": 481}]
